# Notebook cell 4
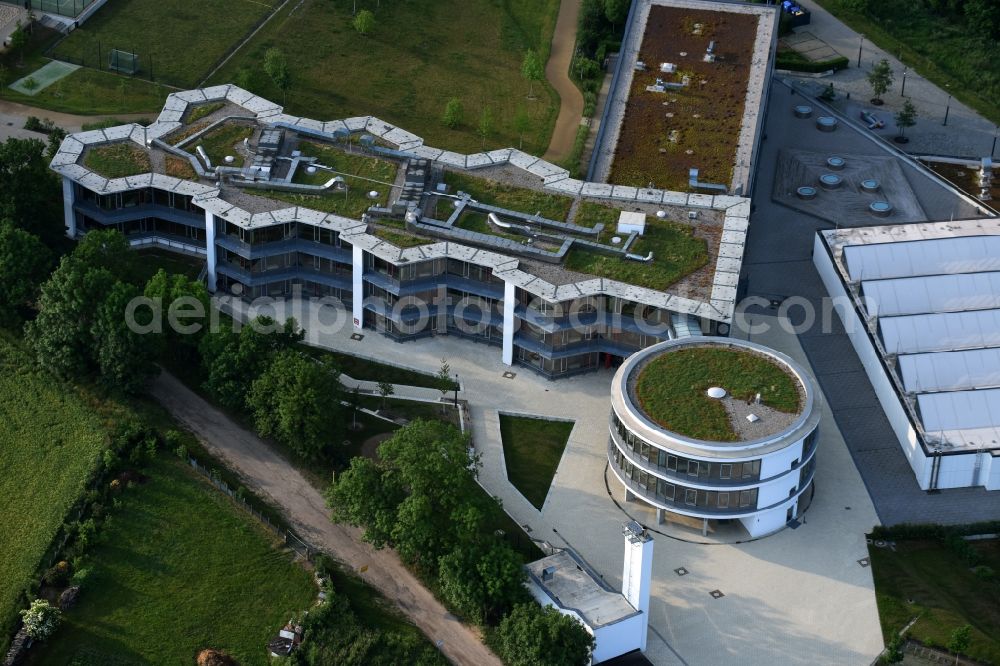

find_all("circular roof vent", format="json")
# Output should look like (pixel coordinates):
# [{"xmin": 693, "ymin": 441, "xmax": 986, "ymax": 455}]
[
  {"xmin": 797, "ymin": 186, "xmax": 817, "ymax": 200},
  {"xmin": 707, "ymin": 387, "xmax": 727, "ymax": 399},
  {"xmin": 826, "ymin": 156, "xmax": 846, "ymax": 170},
  {"xmin": 861, "ymin": 178, "xmax": 879, "ymax": 192},
  {"xmin": 819, "ymin": 173, "xmax": 843, "ymax": 189},
  {"xmin": 656, "ymin": 210, "xmax": 667, "ymax": 219},
  {"xmin": 816, "ymin": 116, "xmax": 838, "ymax": 132},
  {"xmin": 793, "ymin": 105, "xmax": 813, "ymax": 119}
]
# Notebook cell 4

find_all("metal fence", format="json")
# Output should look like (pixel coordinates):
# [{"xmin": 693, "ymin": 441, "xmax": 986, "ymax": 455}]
[
  {"xmin": 31, "ymin": 0, "xmax": 96, "ymax": 19},
  {"xmin": 186, "ymin": 457, "xmax": 316, "ymax": 561}
]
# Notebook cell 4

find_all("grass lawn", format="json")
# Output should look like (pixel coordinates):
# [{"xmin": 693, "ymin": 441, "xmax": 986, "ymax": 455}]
[
  {"xmin": 573, "ymin": 201, "xmax": 620, "ymax": 231},
  {"xmin": 370, "ymin": 227, "xmax": 431, "ymax": 248},
  {"xmin": 51, "ymin": 0, "xmax": 280, "ymax": 89},
  {"xmin": 455, "ymin": 210, "xmax": 524, "ymax": 242},
  {"xmin": 164, "ymin": 155, "xmax": 199, "ymax": 180},
  {"xmin": 360, "ymin": 396, "xmax": 461, "ymax": 429},
  {"xmin": 299, "ymin": 344, "xmax": 457, "ymax": 390},
  {"xmin": 196, "ymin": 122, "xmax": 253, "ymax": 166},
  {"xmin": 82, "ymin": 142, "xmax": 151, "ymax": 178},
  {"xmin": 814, "ymin": 0, "xmax": 999, "ymax": 124},
  {"xmin": 134, "ymin": 249, "xmax": 205, "ymax": 283},
  {"xmin": 207, "ymin": 0, "xmax": 560, "ymax": 154},
  {"xmin": 635, "ymin": 346, "xmax": 801, "ymax": 441},
  {"xmin": 293, "ymin": 141, "xmax": 398, "ymax": 186},
  {"xmin": 27, "ymin": 457, "xmax": 316, "ymax": 666},
  {"xmin": 498, "ymin": 415, "xmax": 574, "ymax": 510},
  {"xmin": 0, "ymin": 336, "xmax": 108, "ymax": 656},
  {"xmin": 563, "ymin": 222, "xmax": 708, "ymax": 291},
  {"xmin": 185, "ymin": 101, "xmax": 226, "ymax": 124},
  {"xmin": 443, "ymin": 171, "xmax": 573, "ymax": 220},
  {"xmin": 870, "ymin": 539, "xmax": 1000, "ymax": 663}
]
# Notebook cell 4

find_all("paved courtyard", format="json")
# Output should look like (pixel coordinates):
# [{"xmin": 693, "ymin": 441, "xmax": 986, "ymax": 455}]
[{"xmin": 234, "ymin": 295, "xmax": 883, "ymax": 666}]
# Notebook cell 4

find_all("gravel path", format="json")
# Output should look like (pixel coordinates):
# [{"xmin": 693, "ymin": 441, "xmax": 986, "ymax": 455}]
[
  {"xmin": 150, "ymin": 370, "xmax": 502, "ymax": 666},
  {"xmin": 542, "ymin": 0, "xmax": 584, "ymax": 162}
]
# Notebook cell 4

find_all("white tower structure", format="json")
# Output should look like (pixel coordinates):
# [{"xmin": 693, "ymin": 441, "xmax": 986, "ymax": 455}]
[{"xmin": 622, "ymin": 520, "xmax": 654, "ymax": 650}]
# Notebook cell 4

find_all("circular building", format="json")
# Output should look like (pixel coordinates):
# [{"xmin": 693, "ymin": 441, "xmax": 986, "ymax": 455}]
[{"xmin": 608, "ymin": 338, "xmax": 820, "ymax": 538}]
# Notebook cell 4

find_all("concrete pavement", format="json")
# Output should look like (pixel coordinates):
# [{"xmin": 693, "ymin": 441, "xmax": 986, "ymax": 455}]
[
  {"xmin": 785, "ymin": 0, "xmax": 998, "ymax": 159},
  {"xmin": 233, "ymin": 295, "xmax": 884, "ymax": 665}
]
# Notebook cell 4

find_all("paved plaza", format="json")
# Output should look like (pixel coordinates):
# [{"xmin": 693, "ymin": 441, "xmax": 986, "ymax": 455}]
[{"xmin": 235, "ymin": 295, "xmax": 883, "ymax": 666}]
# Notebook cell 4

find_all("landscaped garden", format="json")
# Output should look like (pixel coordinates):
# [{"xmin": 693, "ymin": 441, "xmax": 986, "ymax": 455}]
[
  {"xmin": 563, "ymin": 221, "xmax": 709, "ymax": 291},
  {"xmin": 869, "ymin": 535, "xmax": 1000, "ymax": 664},
  {"xmin": 299, "ymin": 344, "xmax": 457, "ymax": 391},
  {"xmin": 51, "ymin": 0, "xmax": 281, "ymax": 89},
  {"xmin": 0, "ymin": 336, "xmax": 107, "ymax": 656},
  {"xmin": 499, "ymin": 414, "xmax": 574, "ymax": 510},
  {"xmin": 634, "ymin": 346, "xmax": 801, "ymax": 441},
  {"xmin": 25, "ymin": 457, "xmax": 317, "ymax": 665},
  {"xmin": 206, "ymin": 0, "xmax": 560, "ymax": 154},
  {"xmin": 82, "ymin": 142, "xmax": 151, "ymax": 178},
  {"xmin": 609, "ymin": 6, "xmax": 758, "ymax": 190}
]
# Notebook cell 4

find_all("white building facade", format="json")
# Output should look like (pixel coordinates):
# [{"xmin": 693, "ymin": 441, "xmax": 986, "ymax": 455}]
[{"xmin": 608, "ymin": 338, "xmax": 821, "ymax": 538}]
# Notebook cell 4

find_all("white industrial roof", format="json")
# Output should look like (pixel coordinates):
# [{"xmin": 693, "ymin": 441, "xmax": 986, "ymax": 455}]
[
  {"xmin": 844, "ymin": 235, "xmax": 1000, "ymax": 282},
  {"xmin": 861, "ymin": 272, "xmax": 1000, "ymax": 317},
  {"xmin": 824, "ymin": 222, "xmax": 1000, "ymax": 452}
]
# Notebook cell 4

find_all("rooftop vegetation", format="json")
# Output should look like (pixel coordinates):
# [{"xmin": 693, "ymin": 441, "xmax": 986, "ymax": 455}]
[
  {"xmin": 563, "ymin": 221, "xmax": 708, "ymax": 291},
  {"xmin": 443, "ymin": 171, "xmax": 574, "ymax": 221},
  {"xmin": 185, "ymin": 101, "xmax": 226, "ymax": 124},
  {"xmin": 292, "ymin": 141, "xmax": 398, "ymax": 186},
  {"xmin": 197, "ymin": 122, "xmax": 253, "ymax": 167},
  {"xmin": 635, "ymin": 346, "xmax": 801, "ymax": 441},
  {"xmin": 609, "ymin": 6, "xmax": 757, "ymax": 190},
  {"xmin": 82, "ymin": 142, "xmax": 151, "ymax": 178},
  {"xmin": 163, "ymin": 155, "xmax": 198, "ymax": 181}
]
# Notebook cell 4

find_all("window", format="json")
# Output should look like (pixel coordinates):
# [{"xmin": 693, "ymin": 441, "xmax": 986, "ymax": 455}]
[
  {"xmin": 638, "ymin": 471, "xmax": 648, "ymax": 490},
  {"xmin": 720, "ymin": 464, "xmax": 732, "ymax": 479},
  {"xmin": 667, "ymin": 455, "xmax": 678, "ymax": 472},
  {"xmin": 717, "ymin": 493, "xmax": 730, "ymax": 508},
  {"xmin": 685, "ymin": 489, "xmax": 697, "ymax": 506},
  {"xmin": 739, "ymin": 490, "xmax": 752, "ymax": 508},
  {"xmin": 687, "ymin": 460, "xmax": 699, "ymax": 476},
  {"xmin": 657, "ymin": 450, "xmax": 667, "ymax": 468},
  {"xmin": 699, "ymin": 462, "xmax": 711, "ymax": 477},
  {"xmin": 662, "ymin": 483, "xmax": 675, "ymax": 501}
]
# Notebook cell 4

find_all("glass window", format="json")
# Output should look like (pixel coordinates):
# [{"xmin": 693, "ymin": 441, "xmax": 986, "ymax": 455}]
[
  {"xmin": 662, "ymin": 483, "xmax": 675, "ymax": 501},
  {"xmin": 685, "ymin": 489, "xmax": 697, "ymax": 506},
  {"xmin": 657, "ymin": 450, "xmax": 667, "ymax": 468},
  {"xmin": 718, "ymin": 493, "xmax": 730, "ymax": 508},
  {"xmin": 739, "ymin": 490, "xmax": 752, "ymax": 507},
  {"xmin": 699, "ymin": 462, "xmax": 711, "ymax": 477},
  {"xmin": 667, "ymin": 455, "xmax": 678, "ymax": 472},
  {"xmin": 687, "ymin": 460, "xmax": 699, "ymax": 476},
  {"xmin": 720, "ymin": 464, "xmax": 732, "ymax": 479}
]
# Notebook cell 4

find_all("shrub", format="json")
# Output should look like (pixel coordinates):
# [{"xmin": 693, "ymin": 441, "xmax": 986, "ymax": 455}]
[
  {"xmin": 20, "ymin": 599, "xmax": 61, "ymax": 640},
  {"xmin": 43, "ymin": 561, "xmax": 71, "ymax": 587}
]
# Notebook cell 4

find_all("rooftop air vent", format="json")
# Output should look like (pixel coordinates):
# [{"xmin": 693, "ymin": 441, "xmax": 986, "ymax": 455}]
[{"xmin": 707, "ymin": 387, "xmax": 727, "ymax": 399}]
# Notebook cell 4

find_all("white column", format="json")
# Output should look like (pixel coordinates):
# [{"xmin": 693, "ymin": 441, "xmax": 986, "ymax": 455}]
[
  {"xmin": 502, "ymin": 280, "xmax": 515, "ymax": 365},
  {"xmin": 622, "ymin": 526, "xmax": 654, "ymax": 651},
  {"xmin": 352, "ymin": 244, "xmax": 364, "ymax": 329},
  {"xmin": 204, "ymin": 210, "xmax": 217, "ymax": 293},
  {"xmin": 62, "ymin": 177, "xmax": 77, "ymax": 239}
]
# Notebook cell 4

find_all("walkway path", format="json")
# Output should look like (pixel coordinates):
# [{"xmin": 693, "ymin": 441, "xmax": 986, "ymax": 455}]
[
  {"xmin": 542, "ymin": 0, "xmax": 584, "ymax": 163},
  {"xmin": 149, "ymin": 370, "xmax": 502, "ymax": 666},
  {"xmin": 0, "ymin": 98, "xmax": 152, "ymax": 132},
  {"xmin": 786, "ymin": 0, "xmax": 998, "ymax": 158}
]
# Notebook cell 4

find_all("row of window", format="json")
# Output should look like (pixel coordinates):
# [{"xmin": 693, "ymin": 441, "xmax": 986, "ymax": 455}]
[
  {"xmin": 612, "ymin": 413, "xmax": 763, "ymax": 481},
  {"xmin": 221, "ymin": 220, "xmax": 345, "ymax": 248},
  {"xmin": 218, "ymin": 248, "xmax": 351, "ymax": 276},
  {"xmin": 83, "ymin": 216, "xmax": 204, "ymax": 242},
  {"xmin": 78, "ymin": 186, "xmax": 198, "ymax": 213},
  {"xmin": 612, "ymin": 447, "xmax": 759, "ymax": 510}
]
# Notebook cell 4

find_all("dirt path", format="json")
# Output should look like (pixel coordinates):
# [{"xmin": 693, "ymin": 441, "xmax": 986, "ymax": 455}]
[
  {"xmin": 542, "ymin": 0, "xmax": 585, "ymax": 163},
  {"xmin": 149, "ymin": 371, "xmax": 502, "ymax": 666},
  {"xmin": 0, "ymin": 98, "xmax": 153, "ymax": 132}
]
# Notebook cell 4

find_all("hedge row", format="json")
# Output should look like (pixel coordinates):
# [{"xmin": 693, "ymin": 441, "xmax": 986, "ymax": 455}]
[
  {"xmin": 870, "ymin": 521, "xmax": 1000, "ymax": 541},
  {"xmin": 775, "ymin": 55, "xmax": 850, "ymax": 73}
]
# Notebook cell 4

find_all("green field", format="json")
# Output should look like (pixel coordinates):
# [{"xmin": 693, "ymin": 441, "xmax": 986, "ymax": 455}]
[
  {"xmin": 870, "ymin": 539, "xmax": 1000, "ymax": 664},
  {"xmin": 634, "ymin": 346, "xmax": 801, "ymax": 441},
  {"xmin": 814, "ymin": 0, "xmax": 999, "ymax": 124},
  {"xmin": 27, "ymin": 457, "xmax": 316, "ymax": 666},
  {"xmin": 82, "ymin": 142, "xmax": 150, "ymax": 178},
  {"xmin": 443, "ymin": 171, "xmax": 574, "ymax": 220},
  {"xmin": 499, "ymin": 414, "xmax": 574, "ymax": 510},
  {"xmin": 207, "ymin": 0, "xmax": 561, "ymax": 153},
  {"xmin": 0, "ymin": 336, "xmax": 108, "ymax": 656},
  {"xmin": 51, "ymin": 0, "xmax": 281, "ymax": 89}
]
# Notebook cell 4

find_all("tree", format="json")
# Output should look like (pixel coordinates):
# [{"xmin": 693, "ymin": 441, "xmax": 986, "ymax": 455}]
[
  {"xmin": 965, "ymin": 0, "xmax": 1000, "ymax": 41},
  {"xmin": 91, "ymin": 280, "xmax": 157, "ymax": 394},
  {"xmin": 20, "ymin": 599, "xmax": 61, "ymax": 641},
  {"xmin": 26, "ymin": 246, "xmax": 118, "ymax": 379},
  {"xmin": 200, "ymin": 315, "xmax": 303, "ymax": 410},
  {"xmin": 248, "ymin": 350, "xmax": 343, "ymax": 461},
  {"xmin": 438, "ymin": 541, "xmax": 525, "ymax": 624},
  {"xmin": 881, "ymin": 632, "xmax": 905, "ymax": 664},
  {"xmin": 867, "ymin": 58, "xmax": 894, "ymax": 104},
  {"xmin": 948, "ymin": 625, "xmax": 972, "ymax": 666},
  {"xmin": 0, "ymin": 222, "xmax": 50, "ymax": 326},
  {"xmin": 513, "ymin": 106, "xmax": 531, "ymax": 149},
  {"xmin": 478, "ymin": 106, "xmax": 494, "ymax": 150},
  {"xmin": 0, "ymin": 137, "xmax": 64, "ymax": 247},
  {"xmin": 10, "ymin": 21, "xmax": 28, "ymax": 67},
  {"xmin": 263, "ymin": 48, "xmax": 290, "ymax": 103},
  {"xmin": 893, "ymin": 99, "xmax": 918, "ymax": 142},
  {"xmin": 603, "ymin": 0, "xmax": 630, "ymax": 30},
  {"xmin": 326, "ymin": 455, "xmax": 405, "ymax": 548},
  {"xmin": 442, "ymin": 98, "xmax": 464, "ymax": 129},
  {"xmin": 435, "ymin": 359, "xmax": 453, "ymax": 413},
  {"xmin": 521, "ymin": 49, "xmax": 544, "ymax": 98},
  {"xmin": 144, "ymin": 268, "xmax": 210, "ymax": 363},
  {"xmin": 495, "ymin": 603, "xmax": 595, "ymax": 666},
  {"xmin": 377, "ymin": 380, "xmax": 394, "ymax": 409},
  {"xmin": 353, "ymin": 9, "xmax": 376, "ymax": 36}
]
